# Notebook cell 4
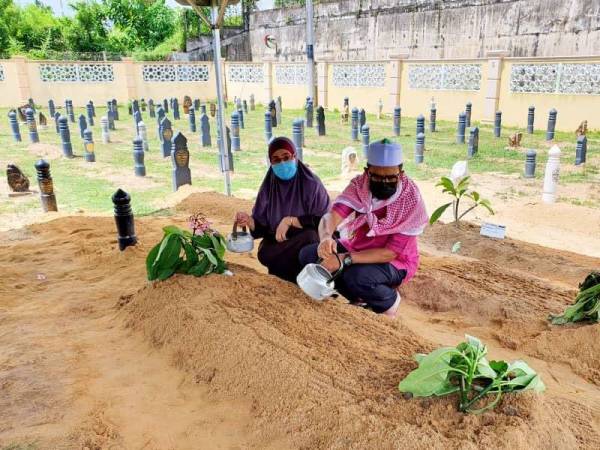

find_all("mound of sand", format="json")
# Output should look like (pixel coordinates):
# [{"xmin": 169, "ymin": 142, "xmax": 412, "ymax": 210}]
[
  {"xmin": 123, "ymin": 263, "xmax": 598, "ymax": 449},
  {"xmin": 2, "ymin": 191, "xmax": 600, "ymax": 449}
]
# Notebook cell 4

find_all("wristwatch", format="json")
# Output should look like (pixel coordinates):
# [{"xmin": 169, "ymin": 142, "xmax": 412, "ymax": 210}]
[{"xmin": 343, "ymin": 253, "xmax": 353, "ymax": 267}]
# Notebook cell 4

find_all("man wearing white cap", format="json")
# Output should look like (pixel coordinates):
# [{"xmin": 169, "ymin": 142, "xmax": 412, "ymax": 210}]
[{"xmin": 299, "ymin": 138, "xmax": 428, "ymax": 318}]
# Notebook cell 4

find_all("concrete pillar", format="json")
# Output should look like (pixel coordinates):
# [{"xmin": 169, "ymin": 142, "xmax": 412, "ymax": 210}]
[
  {"xmin": 11, "ymin": 56, "xmax": 32, "ymax": 104},
  {"xmin": 387, "ymin": 53, "xmax": 408, "ymax": 114},
  {"xmin": 122, "ymin": 58, "xmax": 138, "ymax": 101},
  {"xmin": 483, "ymin": 50, "xmax": 509, "ymax": 123},
  {"xmin": 317, "ymin": 58, "xmax": 331, "ymax": 109},
  {"xmin": 263, "ymin": 58, "xmax": 275, "ymax": 105}
]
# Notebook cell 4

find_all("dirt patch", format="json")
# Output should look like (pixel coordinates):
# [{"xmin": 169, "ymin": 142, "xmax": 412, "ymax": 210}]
[{"xmin": 26, "ymin": 142, "xmax": 65, "ymax": 160}]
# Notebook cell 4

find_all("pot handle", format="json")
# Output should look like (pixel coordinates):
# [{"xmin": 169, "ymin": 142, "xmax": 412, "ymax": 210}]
[{"xmin": 232, "ymin": 220, "xmax": 248, "ymax": 240}]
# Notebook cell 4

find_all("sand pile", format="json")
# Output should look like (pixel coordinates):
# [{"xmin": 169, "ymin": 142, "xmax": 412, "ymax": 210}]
[
  {"xmin": 123, "ymin": 262, "xmax": 599, "ymax": 449},
  {"xmin": 2, "ymin": 191, "xmax": 600, "ymax": 449}
]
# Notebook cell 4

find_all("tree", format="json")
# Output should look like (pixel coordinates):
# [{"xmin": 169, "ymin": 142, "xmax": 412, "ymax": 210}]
[{"xmin": 65, "ymin": 1, "xmax": 109, "ymax": 53}]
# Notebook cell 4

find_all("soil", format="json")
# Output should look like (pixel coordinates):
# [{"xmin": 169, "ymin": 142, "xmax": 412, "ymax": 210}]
[{"xmin": 1, "ymin": 191, "xmax": 599, "ymax": 449}]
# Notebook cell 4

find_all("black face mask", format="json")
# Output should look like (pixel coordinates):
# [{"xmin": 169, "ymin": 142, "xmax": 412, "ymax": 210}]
[{"xmin": 369, "ymin": 179, "xmax": 397, "ymax": 200}]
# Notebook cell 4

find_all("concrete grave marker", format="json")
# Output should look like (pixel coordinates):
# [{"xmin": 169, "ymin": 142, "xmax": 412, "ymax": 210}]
[
  {"xmin": 393, "ymin": 107, "xmax": 401, "ymax": 136},
  {"xmin": 132, "ymin": 136, "xmax": 146, "ymax": 176},
  {"xmin": 264, "ymin": 110, "xmax": 273, "ymax": 143},
  {"xmin": 159, "ymin": 117, "xmax": 173, "ymax": 158},
  {"xmin": 200, "ymin": 113, "xmax": 211, "ymax": 147},
  {"xmin": 524, "ymin": 149, "xmax": 536, "ymax": 178},
  {"xmin": 35, "ymin": 159, "xmax": 57, "ymax": 212},
  {"xmin": 8, "ymin": 110, "xmax": 21, "ymax": 142},
  {"xmin": 78, "ymin": 114, "xmax": 87, "ymax": 139},
  {"xmin": 25, "ymin": 108, "xmax": 39, "ymax": 143},
  {"xmin": 138, "ymin": 121, "xmax": 149, "ymax": 152},
  {"xmin": 83, "ymin": 129, "xmax": 95, "ymax": 162},
  {"xmin": 189, "ymin": 107, "xmax": 196, "ymax": 133},
  {"xmin": 361, "ymin": 124, "xmax": 370, "ymax": 159},
  {"xmin": 546, "ymin": 108, "xmax": 557, "ymax": 141},
  {"xmin": 415, "ymin": 132, "xmax": 425, "ymax": 164},
  {"xmin": 542, "ymin": 145, "xmax": 561, "ymax": 203},
  {"xmin": 351, "ymin": 108, "xmax": 359, "ymax": 141},
  {"xmin": 100, "ymin": 116, "xmax": 110, "ymax": 144},
  {"xmin": 316, "ymin": 106, "xmax": 326, "ymax": 136},
  {"xmin": 58, "ymin": 116, "xmax": 74, "ymax": 158},
  {"xmin": 171, "ymin": 133, "xmax": 192, "ymax": 191},
  {"xmin": 231, "ymin": 112, "xmax": 241, "ymax": 151},
  {"xmin": 112, "ymin": 188, "xmax": 137, "ymax": 251}
]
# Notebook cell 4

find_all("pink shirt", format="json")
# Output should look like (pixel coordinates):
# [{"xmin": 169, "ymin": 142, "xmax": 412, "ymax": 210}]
[{"xmin": 332, "ymin": 203, "xmax": 420, "ymax": 282}]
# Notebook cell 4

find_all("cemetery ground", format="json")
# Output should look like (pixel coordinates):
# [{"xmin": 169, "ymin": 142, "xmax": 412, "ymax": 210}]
[{"xmin": 1, "ymin": 104, "xmax": 600, "ymax": 448}]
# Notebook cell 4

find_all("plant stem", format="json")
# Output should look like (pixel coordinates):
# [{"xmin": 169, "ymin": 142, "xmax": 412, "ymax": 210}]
[
  {"xmin": 458, "ymin": 204, "xmax": 478, "ymax": 221},
  {"xmin": 462, "ymin": 382, "xmax": 498, "ymax": 412}
]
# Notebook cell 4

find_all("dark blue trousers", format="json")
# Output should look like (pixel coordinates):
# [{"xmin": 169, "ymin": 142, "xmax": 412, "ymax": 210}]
[{"xmin": 298, "ymin": 242, "xmax": 406, "ymax": 313}]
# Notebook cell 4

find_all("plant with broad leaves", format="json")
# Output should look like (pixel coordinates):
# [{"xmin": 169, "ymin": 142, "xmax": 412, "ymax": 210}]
[
  {"xmin": 549, "ymin": 271, "xmax": 600, "ymax": 325},
  {"xmin": 398, "ymin": 335, "xmax": 545, "ymax": 414},
  {"xmin": 146, "ymin": 214, "xmax": 227, "ymax": 281},
  {"xmin": 429, "ymin": 176, "xmax": 494, "ymax": 227}
]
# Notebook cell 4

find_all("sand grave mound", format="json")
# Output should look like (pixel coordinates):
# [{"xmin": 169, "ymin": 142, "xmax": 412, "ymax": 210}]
[{"xmin": 122, "ymin": 263, "xmax": 597, "ymax": 449}]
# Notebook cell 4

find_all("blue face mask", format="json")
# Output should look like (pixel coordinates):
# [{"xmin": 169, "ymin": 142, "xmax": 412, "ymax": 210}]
[{"xmin": 272, "ymin": 160, "xmax": 297, "ymax": 180}]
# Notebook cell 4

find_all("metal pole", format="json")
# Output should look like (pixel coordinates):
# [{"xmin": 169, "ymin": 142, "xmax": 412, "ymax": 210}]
[
  {"xmin": 305, "ymin": 0, "xmax": 315, "ymax": 101},
  {"xmin": 211, "ymin": 0, "xmax": 232, "ymax": 196}
]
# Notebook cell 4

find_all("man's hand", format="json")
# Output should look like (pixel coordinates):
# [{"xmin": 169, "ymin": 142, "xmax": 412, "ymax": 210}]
[
  {"xmin": 235, "ymin": 211, "xmax": 255, "ymax": 230},
  {"xmin": 317, "ymin": 237, "xmax": 337, "ymax": 259},
  {"xmin": 275, "ymin": 217, "xmax": 292, "ymax": 242},
  {"xmin": 321, "ymin": 253, "xmax": 342, "ymax": 273}
]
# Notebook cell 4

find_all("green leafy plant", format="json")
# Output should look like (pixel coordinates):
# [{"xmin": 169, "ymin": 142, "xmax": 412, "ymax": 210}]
[
  {"xmin": 146, "ymin": 213, "xmax": 227, "ymax": 281},
  {"xmin": 399, "ymin": 335, "xmax": 545, "ymax": 414},
  {"xmin": 549, "ymin": 271, "xmax": 600, "ymax": 324},
  {"xmin": 429, "ymin": 176, "xmax": 494, "ymax": 226}
]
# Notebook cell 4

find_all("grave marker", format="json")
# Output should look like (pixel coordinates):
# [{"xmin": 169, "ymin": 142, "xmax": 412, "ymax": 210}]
[
  {"xmin": 361, "ymin": 124, "xmax": 370, "ymax": 159},
  {"xmin": 542, "ymin": 145, "xmax": 561, "ymax": 203},
  {"xmin": 416, "ymin": 114, "xmax": 425, "ymax": 136},
  {"xmin": 393, "ymin": 107, "xmax": 401, "ymax": 136},
  {"xmin": 58, "ymin": 116, "xmax": 74, "ymax": 158},
  {"xmin": 163, "ymin": 98, "xmax": 169, "ymax": 113},
  {"xmin": 8, "ymin": 110, "xmax": 21, "ymax": 142},
  {"xmin": 527, "ymin": 106, "xmax": 535, "ymax": 134},
  {"xmin": 189, "ymin": 107, "xmax": 196, "ymax": 133},
  {"xmin": 25, "ymin": 108, "xmax": 39, "ymax": 143},
  {"xmin": 90, "ymin": 100, "xmax": 96, "ymax": 117},
  {"xmin": 6, "ymin": 164, "xmax": 30, "ymax": 194},
  {"xmin": 305, "ymin": 99, "xmax": 313, "ymax": 128},
  {"xmin": 171, "ymin": 132, "xmax": 192, "ymax": 191},
  {"xmin": 101, "ymin": 116, "xmax": 110, "ymax": 144},
  {"xmin": 107, "ymin": 109, "xmax": 115, "ymax": 131},
  {"xmin": 415, "ymin": 132, "xmax": 425, "ymax": 164},
  {"xmin": 467, "ymin": 127, "xmax": 479, "ymax": 158},
  {"xmin": 159, "ymin": 117, "xmax": 173, "ymax": 158},
  {"xmin": 351, "ymin": 107, "xmax": 359, "ymax": 141},
  {"xmin": 292, "ymin": 119, "xmax": 303, "ymax": 161},
  {"xmin": 200, "ymin": 113, "xmax": 211, "ymax": 147},
  {"xmin": 524, "ymin": 149, "xmax": 536, "ymax": 178},
  {"xmin": 173, "ymin": 98, "xmax": 180, "ymax": 120},
  {"xmin": 238, "ymin": 107, "xmax": 245, "ymax": 129},
  {"xmin": 243, "ymin": 100, "xmax": 248, "ymax": 114},
  {"xmin": 316, "ymin": 106, "xmax": 326, "ymax": 136},
  {"xmin": 359, "ymin": 108, "xmax": 366, "ymax": 128},
  {"xmin": 231, "ymin": 112, "xmax": 241, "ymax": 151},
  {"xmin": 183, "ymin": 96, "xmax": 192, "ymax": 115},
  {"xmin": 148, "ymin": 99, "xmax": 155, "ymax": 118},
  {"xmin": 139, "ymin": 121, "xmax": 149, "ymax": 152},
  {"xmin": 83, "ymin": 129, "xmax": 95, "ymax": 162},
  {"xmin": 48, "ymin": 99, "xmax": 55, "ymax": 118},
  {"xmin": 38, "ymin": 112, "xmax": 47, "ymax": 128},
  {"xmin": 111, "ymin": 99, "xmax": 119, "ymax": 120},
  {"xmin": 465, "ymin": 102, "xmax": 472, "ymax": 128},
  {"xmin": 35, "ymin": 159, "xmax": 57, "ymax": 212},
  {"xmin": 456, "ymin": 112, "xmax": 466, "ymax": 144},
  {"xmin": 377, "ymin": 99, "xmax": 383, "ymax": 119},
  {"xmin": 112, "ymin": 189, "xmax": 137, "ymax": 251},
  {"xmin": 494, "ymin": 111, "xmax": 502, "ymax": 138},
  {"xmin": 193, "ymin": 99, "xmax": 200, "ymax": 110},
  {"xmin": 430, "ymin": 105, "xmax": 436, "ymax": 132},
  {"xmin": 546, "ymin": 108, "xmax": 557, "ymax": 141},
  {"xmin": 575, "ymin": 135, "xmax": 587, "ymax": 165},
  {"xmin": 133, "ymin": 136, "xmax": 146, "ymax": 176},
  {"xmin": 66, "ymin": 99, "xmax": 75, "ymax": 123},
  {"xmin": 78, "ymin": 114, "xmax": 87, "ymax": 139},
  {"xmin": 276, "ymin": 96, "xmax": 283, "ymax": 126},
  {"xmin": 269, "ymin": 100, "xmax": 277, "ymax": 127},
  {"xmin": 264, "ymin": 111, "xmax": 273, "ymax": 142},
  {"xmin": 54, "ymin": 112, "xmax": 60, "ymax": 134},
  {"xmin": 250, "ymin": 94, "xmax": 255, "ymax": 111},
  {"xmin": 210, "ymin": 102, "xmax": 216, "ymax": 117}
]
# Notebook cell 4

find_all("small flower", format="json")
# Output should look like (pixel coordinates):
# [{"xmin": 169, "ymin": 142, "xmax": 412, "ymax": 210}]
[{"xmin": 188, "ymin": 212, "xmax": 212, "ymax": 235}]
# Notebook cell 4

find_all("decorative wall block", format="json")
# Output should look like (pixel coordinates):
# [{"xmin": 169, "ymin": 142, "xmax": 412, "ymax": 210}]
[
  {"xmin": 332, "ymin": 63, "xmax": 386, "ymax": 87},
  {"xmin": 275, "ymin": 64, "xmax": 307, "ymax": 85},
  {"xmin": 142, "ymin": 64, "xmax": 210, "ymax": 82},
  {"xmin": 408, "ymin": 64, "xmax": 482, "ymax": 91},
  {"xmin": 39, "ymin": 63, "xmax": 114, "ymax": 83},
  {"xmin": 510, "ymin": 63, "xmax": 600, "ymax": 95},
  {"xmin": 227, "ymin": 64, "xmax": 264, "ymax": 83}
]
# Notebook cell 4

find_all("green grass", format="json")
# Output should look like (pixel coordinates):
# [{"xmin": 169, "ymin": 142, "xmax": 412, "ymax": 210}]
[{"xmin": 1, "ymin": 103, "xmax": 598, "ymax": 219}]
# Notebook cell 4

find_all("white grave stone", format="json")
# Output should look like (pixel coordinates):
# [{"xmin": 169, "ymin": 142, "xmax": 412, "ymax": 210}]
[
  {"xmin": 542, "ymin": 145, "xmax": 561, "ymax": 203},
  {"xmin": 341, "ymin": 146, "xmax": 359, "ymax": 174}
]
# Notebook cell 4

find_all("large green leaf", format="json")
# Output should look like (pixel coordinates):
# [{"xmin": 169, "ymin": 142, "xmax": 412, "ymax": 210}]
[
  {"xmin": 456, "ymin": 176, "xmax": 471, "ymax": 192},
  {"xmin": 146, "ymin": 243, "xmax": 161, "ymax": 280},
  {"xmin": 192, "ymin": 234, "xmax": 212, "ymax": 249},
  {"xmin": 209, "ymin": 233, "xmax": 226, "ymax": 260},
  {"xmin": 155, "ymin": 234, "xmax": 182, "ymax": 270},
  {"xmin": 478, "ymin": 199, "xmax": 495, "ymax": 215},
  {"xmin": 162, "ymin": 225, "xmax": 184, "ymax": 236},
  {"xmin": 199, "ymin": 247, "xmax": 219, "ymax": 266},
  {"xmin": 157, "ymin": 266, "xmax": 175, "ymax": 281},
  {"xmin": 398, "ymin": 347, "xmax": 460, "ymax": 397},
  {"xmin": 188, "ymin": 257, "xmax": 211, "ymax": 276},
  {"xmin": 429, "ymin": 202, "xmax": 453, "ymax": 225}
]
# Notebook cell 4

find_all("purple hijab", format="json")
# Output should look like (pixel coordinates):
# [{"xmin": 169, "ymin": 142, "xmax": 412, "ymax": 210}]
[{"xmin": 252, "ymin": 137, "xmax": 330, "ymax": 232}]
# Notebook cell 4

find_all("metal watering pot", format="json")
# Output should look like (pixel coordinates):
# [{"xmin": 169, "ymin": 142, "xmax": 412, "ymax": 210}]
[
  {"xmin": 297, "ymin": 255, "xmax": 345, "ymax": 302},
  {"xmin": 226, "ymin": 221, "xmax": 254, "ymax": 253}
]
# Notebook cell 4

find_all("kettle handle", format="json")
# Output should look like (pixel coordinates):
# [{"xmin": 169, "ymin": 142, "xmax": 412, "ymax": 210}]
[{"xmin": 232, "ymin": 220, "xmax": 248, "ymax": 240}]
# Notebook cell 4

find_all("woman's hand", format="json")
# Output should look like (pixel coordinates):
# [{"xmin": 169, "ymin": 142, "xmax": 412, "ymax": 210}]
[
  {"xmin": 235, "ymin": 211, "xmax": 255, "ymax": 231},
  {"xmin": 275, "ymin": 217, "xmax": 292, "ymax": 242},
  {"xmin": 317, "ymin": 237, "xmax": 337, "ymax": 259}
]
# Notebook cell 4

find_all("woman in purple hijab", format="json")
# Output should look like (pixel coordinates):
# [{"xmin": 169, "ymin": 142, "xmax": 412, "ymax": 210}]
[{"xmin": 235, "ymin": 136, "xmax": 330, "ymax": 282}]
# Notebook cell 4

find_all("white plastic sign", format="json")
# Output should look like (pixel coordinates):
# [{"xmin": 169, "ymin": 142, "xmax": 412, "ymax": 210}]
[{"xmin": 480, "ymin": 223, "xmax": 506, "ymax": 239}]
